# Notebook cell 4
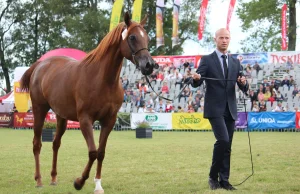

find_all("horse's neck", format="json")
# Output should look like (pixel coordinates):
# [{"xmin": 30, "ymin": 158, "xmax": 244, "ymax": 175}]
[{"xmin": 88, "ymin": 47, "xmax": 124, "ymax": 86}]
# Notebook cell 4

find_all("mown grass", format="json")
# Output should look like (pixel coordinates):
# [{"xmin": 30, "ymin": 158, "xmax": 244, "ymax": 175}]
[{"xmin": 0, "ymin": 129, "xmax": 299, "ymax": 194}]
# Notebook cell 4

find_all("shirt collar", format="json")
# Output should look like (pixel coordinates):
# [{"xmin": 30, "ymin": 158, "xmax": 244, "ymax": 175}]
[{"xmin": 215, "ymin": 49, "xmax": 228, "ymax": 59}]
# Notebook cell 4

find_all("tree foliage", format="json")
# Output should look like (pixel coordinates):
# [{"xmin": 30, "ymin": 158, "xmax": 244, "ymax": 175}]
[{"xmin": 237, "ymin": 0, "xmax": 297, "ymax": 52}]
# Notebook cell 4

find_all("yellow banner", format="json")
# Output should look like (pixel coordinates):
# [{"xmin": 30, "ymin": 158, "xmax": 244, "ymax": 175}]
[
  {"xmin": 172, "ymin": 113, "xmax": 212, "ymax": 130},
  {"xmin": 132, "ymin": 0, "xmax": 143, "ymax": 22},
  {"xmin": 14, "ymin": 81, "xmax": 31, "ymax": 112},
  {"xmin": 109, "ymin": 0, "xmax": 124, "ymax": 31}
]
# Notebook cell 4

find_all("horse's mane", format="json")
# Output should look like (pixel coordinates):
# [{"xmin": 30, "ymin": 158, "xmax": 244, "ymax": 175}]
[{"xmin": 80, "ymin": 22, "xmax": 134, "ymax": 66}]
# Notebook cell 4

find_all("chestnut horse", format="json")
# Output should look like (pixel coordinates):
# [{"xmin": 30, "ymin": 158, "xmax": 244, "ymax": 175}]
[{"xmin": 21, "ymin": 13, "xmax": 155, "ymax": 194}]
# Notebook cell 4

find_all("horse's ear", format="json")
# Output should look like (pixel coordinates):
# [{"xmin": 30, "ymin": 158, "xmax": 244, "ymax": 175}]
[
  {"xmin": 140, "ymin": 14, "xmax": 148, "ymax": 27},
  {"xmin": 124, "ymin": 12, "xmax": 131, "ymax": 27}
]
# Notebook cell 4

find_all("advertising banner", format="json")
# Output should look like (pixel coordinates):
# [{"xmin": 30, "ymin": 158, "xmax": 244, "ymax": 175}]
[
  {"xmin": 248, "ymin": 112, "xmax": 295, "ymax": 129},
  {"xmin": 46, "ymin": 113, "xmax": 80, "ymax": 128},
  {"xmin": 281, "ymin": 4, "xmax": 287, "ymax": 50},
  {"xmin": 131, "ymin": 113, "xmax": 172, "ymax": 130},
  {"xmin": 109, "ymin": 0, "xmax": 124, "ymax": 31},
  {"xmin": 268, "ymin": 51, "xmax": 300, "ymax": 64},
  {"xmin": 172, "ymin": 0, "xmax": 180, "ymax": 48},
  {"xmin": 14, "ymin": 81, "xmax": 31, "ymax": 113},
  {"xmin": 295, "ymin": 112, "xmax": 300, "ymax": 129},
  {"xmin": 231, "ymin": 53, "xmax": 268, "ymax": 66},
  {"xmin": 235, "ymin": 112, "xmax": 247, "ymax": 128},
  {"xmin": 14, "ymin": 112, "xmax": 34, "ymax": 128},
  {"xmin": 153, "ymin": 55, "xmax": 201, "ymax": 68},
  {"xmin": 156, "ymin": 0, "xmax": 165, "ymax": 48},
  {"xmin": 0, "ymin": 113, "xmax": 13, "ymax": 127},
  {"xmin": 198, "ymin": 0, "xmax": 208, "ymax": 40},
  {"xmin": 172, "ymin": 113, "xmax": 211, "ymax": 130},
  {"xmin": 226, "ymin": 0, "xmax": 236, "ymax": 31}
]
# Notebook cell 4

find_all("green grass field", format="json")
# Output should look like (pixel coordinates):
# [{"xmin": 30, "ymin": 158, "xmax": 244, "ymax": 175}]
[{"xmin": 0, "ymin": 128, "xmax": 299, "ymax": 194}]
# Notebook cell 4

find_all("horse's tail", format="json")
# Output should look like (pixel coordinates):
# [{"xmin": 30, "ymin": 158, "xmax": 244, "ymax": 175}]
[{"xmin": 20, "ymin": 61, "xmax": 41, "ymax": 90}]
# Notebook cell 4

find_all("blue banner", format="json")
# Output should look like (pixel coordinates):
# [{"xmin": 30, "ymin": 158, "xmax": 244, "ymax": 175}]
[
  {"xmin": 248, "ymin": 112, "xmax": 295, "ymax": 129},
  {"xmin": 231, "ymin": 52, "xmax": 268, "ymax": 66}
]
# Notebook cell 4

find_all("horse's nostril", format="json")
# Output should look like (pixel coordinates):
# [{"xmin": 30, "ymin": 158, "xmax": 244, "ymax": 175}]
[
  {"xmin": 146, "ymin": 62, "xmax": 151, "ymax": 69},
  {"xmin": 154, "ymin": 63, "xmax": 159, "ymax": 69}
]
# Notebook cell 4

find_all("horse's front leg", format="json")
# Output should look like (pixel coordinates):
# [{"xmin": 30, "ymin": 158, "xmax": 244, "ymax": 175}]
[
  {"xmin": 74, "ymin": 116, "xmax": 97, "ymax": 190},
  {"xmin": 94, "ymin": 115, "xmax": 117, "ymax": 194}
]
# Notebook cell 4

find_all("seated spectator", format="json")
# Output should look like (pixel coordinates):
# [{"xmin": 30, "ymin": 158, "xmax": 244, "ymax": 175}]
[
  {"xmin": 257, "ymin": 84, "xmax": 264, "ymax": 94},
  {"xmin": 187, "ymin": 104, "xmax": 195, "ymax": 113},
  {"xmin": 192, "ymin": 97, "xmax": 201, "ymax": 112},
  {"xmin": 122, "ymin": 76, "xmax": 129, "ymax": 90},
  {"xmin": 259, "ymin": 100, "xmax": 267, "ymax": 112},
  {"xmin": 262, "ymin": 79, "xmax": 270, "ymax": 92},
  {"xmin": 11, "ymin": 105, "xmax": 18, "ymax": 113},
  {"xmin": 135, "ymin": 96, "xmax": 144, "ymax": 108},
  {"xmin": 292, "ymin": 86, "xmax": 298, "ymax": 98},
  {"xmin": 161, "ymin": 81, "xmax": 169, "ymax": 94},
  {"xmin": 281, "ymin": 76, "xmax": 290, "ymax": 88},
  {"xmin": 274, "ymin": 79, "xmax": 281, "ymax": 91},
  {"xmin": 155, "ymin": 99, "xmax": 166, "ymax": 112},
  {"xmin": 145, "ymin": 105, "xmax": 155, "ymax": 113},
  {"xmin": 124, "ymin": 90, "xmax": 132, "ymax": 103},
  {"xmin": 138, "ymin": 104, "xmax": 146, "ymax": 113},
  {"xmin": 252, "ymin": 61, "xmax": 261, "ymax": 75},
  {"xmin": 157, "ymin": 71, "xmax": 164, "ymax": 81},
  {"xmin": 268, "ymin": 93, "xmax": 276, "ymax": 106},
  {"xmin": 290, "ymin": 76, "xmax": 295, "ymax": 86},
  {"xmin": 186, "ymin": 96, "xmax": 194, "ymax": 106},
  {"xmin": 257, "ymin": 91, "xmax": 265, "ymax": 102},
  {"xmin": 195, "ymin": 90, "xmax": 204, "ymax": 100},
  {"xmin": 179, "ymin": 88, "xmax": 191, "ymax": 102},
  {"xmin": 251, "ymin": 101, "xmax": 259, "ymax": 112},
  {"xmin": 177, "ymin": 106, "xmax": 184, "ymax": 112},
  {"xmin": 273, "ymin": 102, "xmax": 284, "ymax": 112},
  {"xmin": 165, "ymin": 101, "xmax": 173, "ymax": 112},
  {"xmin": 276, "ymin": 91, "xmax": 284, "ymax": 101},
  {"xmin": 263, "ymin": 87, "xmax": 271, "ymax": 101},
  {"xmin": 174, "ymin": 70, "xmax": 183, "ymax": 87},
  {"xmin": 27, "ymin": 106, "xmax": 33, "ymax": 113}
]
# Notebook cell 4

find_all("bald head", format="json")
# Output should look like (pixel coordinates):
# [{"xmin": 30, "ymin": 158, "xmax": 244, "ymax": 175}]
[{"xmin": 214, "ymin": 28, "xmax": 231, "ymax": 53}]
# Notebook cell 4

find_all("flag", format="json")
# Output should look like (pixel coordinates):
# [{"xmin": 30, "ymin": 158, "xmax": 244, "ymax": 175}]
[
  {"xmin": 109, "ymin": 0, "xmax": 124, "ymax": 31},
  {"xmin": 281, "ymin": 4, "xmax": 287, "ymax": 50},
  {"xmin": 132, "ymin": 0, "xmax": 143, "ymax": 22},
  {"xmin": 172, "ymin": 0, "xmax": 181, "ymax": 48},
  {"xmin": 198, "ymin": 0, "xmax": 208, "ymax": 40},
  {"xmin": 226, "ymin": 0, "xmax": 236, "ymax": 31},
  {"xmin": 156, "ymin": 0, "xmax": 165, "ymax": 48}
]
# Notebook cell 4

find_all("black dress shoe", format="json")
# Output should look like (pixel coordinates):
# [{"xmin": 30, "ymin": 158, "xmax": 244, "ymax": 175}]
[
  {"xmin": 220, "ymin": 181, "xmax": 237, "ymax": 190},
  {"xmin": 208, "ymin": 178, "xmax": 221, "ymax": 190}
]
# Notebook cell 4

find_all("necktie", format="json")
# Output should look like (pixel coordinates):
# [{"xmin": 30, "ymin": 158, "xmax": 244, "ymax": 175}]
[{"xmin": 221, "ymin": 55, "xmax": 228, "ymax": 79}]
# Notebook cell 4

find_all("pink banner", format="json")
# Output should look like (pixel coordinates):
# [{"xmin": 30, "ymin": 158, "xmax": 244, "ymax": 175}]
[
  {"xmin": 198, "ymin": 0, "xmax": 208, "ymax": 40},
  {"xmin": 281, "ymin": 4, "xmax": 287, "ymax": 50},
  {"xmin": 153, "ymin": 55, "xmax": 202, "ymax": 68},
  {"xmin": 226, "ymin": 0, "xmax": 236, "ymax": 31}
]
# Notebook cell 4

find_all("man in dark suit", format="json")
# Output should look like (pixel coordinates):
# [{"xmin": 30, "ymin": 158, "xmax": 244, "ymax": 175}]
[{"xmin": 192, "ymin": 28, "xmax": 248, "ymax": 191}]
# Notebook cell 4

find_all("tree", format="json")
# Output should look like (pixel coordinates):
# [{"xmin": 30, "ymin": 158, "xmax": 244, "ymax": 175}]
[
  {"xmin": 237, "ymin": 0, "xmax": 297, "ymax": 52},
  {"xmin": 0, "ymin": 0, "xmax": 23, "ymax": 93}
]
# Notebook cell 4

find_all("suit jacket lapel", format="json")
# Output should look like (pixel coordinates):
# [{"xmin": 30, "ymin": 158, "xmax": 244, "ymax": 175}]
[{"xmin": 212, "ymin": 51, "xmax": 225, "ymax": 79}]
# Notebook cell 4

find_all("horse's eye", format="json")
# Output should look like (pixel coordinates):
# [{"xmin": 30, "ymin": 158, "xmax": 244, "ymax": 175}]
[{"xmin": 129, "ymin": 35, "xmax": 136, "ymax": 40}]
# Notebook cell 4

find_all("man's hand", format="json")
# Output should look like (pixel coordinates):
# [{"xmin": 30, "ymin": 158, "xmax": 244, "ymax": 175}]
[
  {"xmin": 192, "ymin": 73, "xmax": 201, "ymax": 81},
  {"xmin": 237, "ymin": 76, "xmax": 247, "ymax": 85}
]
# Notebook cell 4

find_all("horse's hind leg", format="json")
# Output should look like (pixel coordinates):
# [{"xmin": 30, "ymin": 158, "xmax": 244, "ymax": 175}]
[
  {"xmin": 94, "ymin": 115, "xmax": 117, "ymax": 194},
  {"xmin": 74, "ymin": 116, "xmax": 97, "ymax": 190},
  {"xmin": 32, "ymin": 104, "xmax": 50, "ymax": 187},
  {"xmin": 50, "ymin": 115, "xmax": 67, "ymax": 185}
]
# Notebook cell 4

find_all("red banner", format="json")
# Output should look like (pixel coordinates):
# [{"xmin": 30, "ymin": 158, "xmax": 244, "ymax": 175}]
[
  {"xmin": 226, "ymin": 0, "xmax": 236, "ymax": 31},
  {"xmin": 153, "ymin": 55, "xmax": 202, "ymax": 69},
  {"xmin": 296, "ymin": 112, "xmax": 300, "ymax": 129},
  {"xmin": 198, "ymin": 0, "xmax": 208, "ymax": 40},
  {"xmin": 281, "ymin": 4, "xmax": 287, "ymax": 50},
  {"xmin": 13, "ymin": 112, "xmax": 80, "ymax": 128}
]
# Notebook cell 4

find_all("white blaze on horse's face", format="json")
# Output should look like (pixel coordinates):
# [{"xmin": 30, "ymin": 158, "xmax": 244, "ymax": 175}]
[{"xmin": 139, "ymin": 29, "xmax": 144, "ymax": 38}]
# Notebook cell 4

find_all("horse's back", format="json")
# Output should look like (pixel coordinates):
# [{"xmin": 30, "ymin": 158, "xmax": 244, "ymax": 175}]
[{"xmin": 30, "ymin": 56, "xmax": 80, "ymax": 120}]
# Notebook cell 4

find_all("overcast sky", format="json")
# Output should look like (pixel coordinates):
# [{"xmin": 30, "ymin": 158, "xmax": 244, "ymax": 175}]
[{"xmin": 183, "ymin": 0, "xmax": 300, "ymax": 55}]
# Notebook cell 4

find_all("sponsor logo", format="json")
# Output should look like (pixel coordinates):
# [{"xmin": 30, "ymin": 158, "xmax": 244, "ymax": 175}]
[
  {"xmin": 178, "ymin": 115, "xmax": 201, "ymax": 124},
  {"xmin": 145, "ymin": 115, "xmax": 158, "ymax": 122},
  {"xmin": 250, "ymin": 117, "xmax": 275, "ymax": 123},
  {"xmin": 0, "ymin": 115, "xmax": 11, "ymax": 122}
]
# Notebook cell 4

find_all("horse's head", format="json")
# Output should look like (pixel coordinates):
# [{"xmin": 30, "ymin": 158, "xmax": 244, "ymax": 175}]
[{"xmin": 120, "ymin": 12, "xmax": 156, "ymax": 76}]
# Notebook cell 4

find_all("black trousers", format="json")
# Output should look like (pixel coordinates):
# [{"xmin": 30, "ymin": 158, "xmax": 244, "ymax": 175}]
[{"xmin": 208, "ymin": 103, "xmax": 235, "ymax": 183}]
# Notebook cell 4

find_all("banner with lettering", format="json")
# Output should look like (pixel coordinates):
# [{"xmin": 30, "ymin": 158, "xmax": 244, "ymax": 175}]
[
  {"xmin": 14, "ymin": 81, "xmax": 31, "ymax": 112},
  {"xmin": 131, "ymin": 113, "xmax": 172, "ymax": 130},
  {"xmin": 172, "ymin": 0, "xmax": 180, "ymax": 48},
  {"xmin": 0, "ymin": 113, "xmax": 13, "ymax": 127},
  {"xmin": 281, "ymin": 4, "xmax": 287, "ymax": 50},
  {"xmin": 268, "ymin": 51, "xmax": 300, "ymax": 65},
  {"xmin": 156, "ymin": 0, "xmax": 165, "ymax": 48},
  {"xmin": 248, "ymin": 112, "xmax": 295, "ymax": 130},
  {"xmin": 198, "ymin": 0, "xmax": 208, "ymax": 40},
  {"xmin": 46, "ymin": 112, "xmax": 80, "ymax": 129},
  {"xmin": 132, "ymin": 0, "xmax": 143, "ymax": 22},
  {"xmin": 235, "ymin": 112, "xmax": 247, "ymax": 128},
  {"xmin": 153, "ymin": 55, "xmax": 202, "ymax": 68},
  {"xmin": 14, "ymin": 112, "xmax": 34, "ymax": 128},
  {"xmin": 172, "ymin": 113, "xmax": 211, "ymax": 130},
  {"xmin": 226, "ymin": 0, "xmax": 236, "ymax": 31},
  {"xmin": 109, "ymin": 0, "xmax": 124, "ymax": 31},
  {"xmin": 231, "ymin": 53, "xmax": 268, "ymax": 66}
]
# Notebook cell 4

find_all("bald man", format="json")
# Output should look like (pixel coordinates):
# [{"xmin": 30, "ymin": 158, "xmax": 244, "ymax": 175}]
[{"xmin": 192, "ymin": 28, "xmax": 248, "ymax": 190}]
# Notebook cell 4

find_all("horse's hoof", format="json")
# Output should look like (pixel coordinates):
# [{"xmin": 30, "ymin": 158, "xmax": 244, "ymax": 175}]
[
  {"xmin": 50, "ymin": 182, "xmax": 57, "ymax": 186},
  {"xmin": 74, "ymin": 179, "xmax": 83, "ymax": 190},
  {"xmin": 94, "ymin": 189, "xmax": 104, "ymax": 194}
]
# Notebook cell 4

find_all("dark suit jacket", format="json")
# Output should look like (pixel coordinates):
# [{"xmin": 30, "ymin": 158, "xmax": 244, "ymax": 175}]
[{"xmin": 191, "ymin": 51, "xmax": 248, "ymax": 120}]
